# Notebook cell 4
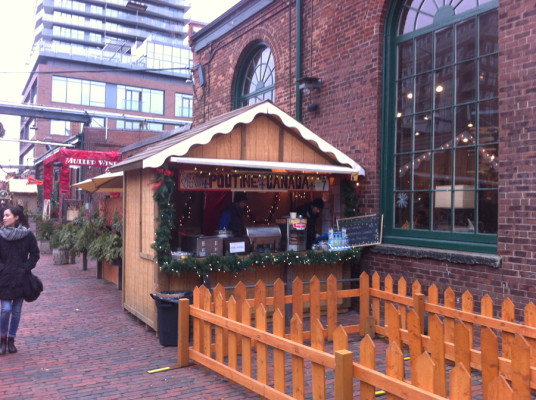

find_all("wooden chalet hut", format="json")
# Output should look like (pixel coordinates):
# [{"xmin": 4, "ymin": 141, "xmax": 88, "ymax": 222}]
[{"xmin": 110, "ymin": 101, "xmax": 365, "ymax": 330}]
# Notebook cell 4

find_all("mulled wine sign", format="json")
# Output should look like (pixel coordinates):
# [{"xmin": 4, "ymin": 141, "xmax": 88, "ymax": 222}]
[
  {"xmin": 337, "ymin": 214, "xmax": 383, "ymax": 248},
  {"xmin": 178, "ymin": 169, "xmax": 329, "ymax": 192}
]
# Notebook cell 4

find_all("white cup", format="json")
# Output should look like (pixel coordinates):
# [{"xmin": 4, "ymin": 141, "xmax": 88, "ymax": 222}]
[{"xmin": 289, "ymin": 212, "xmax": 297, "ymax": 218}]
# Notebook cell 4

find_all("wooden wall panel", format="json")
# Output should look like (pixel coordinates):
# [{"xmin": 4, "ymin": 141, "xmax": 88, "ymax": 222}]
[
  {"xmin": 123, "ymin": 170, "xmax": 157, "ymax": 330},
  {"xmin": 245, "ymin": 117, "xmax": 280, "ymax": 162}
]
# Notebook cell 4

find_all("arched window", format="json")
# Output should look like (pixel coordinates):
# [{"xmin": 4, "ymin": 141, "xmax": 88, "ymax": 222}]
[
  {"xmin": 234, "ymin": 44, "xmax": 275, "ymax": 108},
  {"xmin": 381, "ymin": 0, "xmax": 498, "ymax": 253}
]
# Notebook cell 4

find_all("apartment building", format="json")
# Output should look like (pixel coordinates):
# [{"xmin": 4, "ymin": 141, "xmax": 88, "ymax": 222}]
[{"xmin": 20, "ymin": 0, "xmax": 194, "ymax": 171}]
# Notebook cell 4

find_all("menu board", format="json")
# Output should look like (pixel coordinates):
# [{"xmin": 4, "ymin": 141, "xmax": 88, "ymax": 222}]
[{"xmin": 337, "ymin": 214, "xmax": 383, "ymax": 248}]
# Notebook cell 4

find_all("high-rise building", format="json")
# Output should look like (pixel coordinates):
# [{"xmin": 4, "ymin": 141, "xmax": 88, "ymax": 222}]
[{"xmin": 20, "ymin": 0, "xmax": 194, "ymax": 170}]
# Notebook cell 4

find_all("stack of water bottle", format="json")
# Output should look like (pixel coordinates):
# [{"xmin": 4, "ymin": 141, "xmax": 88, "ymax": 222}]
[{"xmin": 328, "ymin": 228, "xmax": 350, "ymax": 250}]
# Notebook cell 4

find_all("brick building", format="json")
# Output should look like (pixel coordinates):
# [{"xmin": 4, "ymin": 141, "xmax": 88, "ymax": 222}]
[{"xmin": 190, "ymin": 0, "xmax": 535, "ymax": 316}]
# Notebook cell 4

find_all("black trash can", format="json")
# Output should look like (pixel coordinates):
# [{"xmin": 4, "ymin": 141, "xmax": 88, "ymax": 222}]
[{"xmin": 150, "ymin": 291, "xmax": 193, "ymax": 346}]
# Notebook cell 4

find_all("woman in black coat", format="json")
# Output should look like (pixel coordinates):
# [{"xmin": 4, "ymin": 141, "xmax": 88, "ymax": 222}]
[{"xmin": 0, "ymin": 206, "xmax": 40, "ymax": 355}]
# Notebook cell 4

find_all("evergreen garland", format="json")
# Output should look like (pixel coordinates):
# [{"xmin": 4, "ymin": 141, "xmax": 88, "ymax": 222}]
[
  {"xmin": 151, "ymin": 168, "xmax": 177, "ymax": 269},
  {"xmin": 151, "ymin": 169, "xmax": 362, "ymax": 277}
]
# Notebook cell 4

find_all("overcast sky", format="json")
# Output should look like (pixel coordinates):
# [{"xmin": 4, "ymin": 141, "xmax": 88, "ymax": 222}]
[{"xmin": 0, "ymin": 0, "xmax": 240, "ymax": 178}]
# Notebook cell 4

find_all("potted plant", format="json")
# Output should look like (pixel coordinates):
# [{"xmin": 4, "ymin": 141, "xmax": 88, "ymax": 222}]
[
  {"xmin": 74, "ymin": 210, "xmax": 100, "ymax": 271},
  {"xmin": 36, "ymin": 218, "xmax": 57, "ymax": 254},
  {"xmin": 57, "ymin": 222, "xmax": 79, "ymax": 264},
  {"xmin": 88, "ymin": 210, "xmax": 123, "ymax": 287},
  {"xmin": 51, "ymin": 223, "xmax": 78, "ymax": 265}
]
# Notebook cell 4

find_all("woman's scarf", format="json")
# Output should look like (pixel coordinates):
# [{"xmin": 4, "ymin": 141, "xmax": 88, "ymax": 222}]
[{"xmin": 0, "ymin": 226, "xmax": 30, "ymax": 241}]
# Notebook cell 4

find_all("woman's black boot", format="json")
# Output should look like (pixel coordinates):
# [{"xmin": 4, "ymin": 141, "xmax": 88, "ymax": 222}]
[
  {"xmin": 0, "ymin": 335, "xmax": 6, "ymax": 355},
  {"xmin": 7, "ymin": 337, "xmax": 17, "ymax": 353}
]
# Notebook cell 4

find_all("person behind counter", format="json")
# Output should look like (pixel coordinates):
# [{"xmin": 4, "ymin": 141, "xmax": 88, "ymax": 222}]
[
  {"xmin": 217, "ymin": 192, "xmax": 248, "ymax": 237},
  {"xmin": 295, "ymin": 198, "xmax": 325, "ymax": 249}
]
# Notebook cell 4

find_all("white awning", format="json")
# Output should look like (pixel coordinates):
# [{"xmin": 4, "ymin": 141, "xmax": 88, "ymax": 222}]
[{"xmin": 8, "ymin": 179, "xmax": 38, "ymax": 194}]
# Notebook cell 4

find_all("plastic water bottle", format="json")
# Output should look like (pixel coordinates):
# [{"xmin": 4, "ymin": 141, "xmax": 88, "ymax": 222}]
[
  {"xmin": 329, "ymin": 228, "xmax": 334, "ymax": 249},
  {"xmin": 342, "ymin": 228, "xmax": 348, "ymax": 248}
]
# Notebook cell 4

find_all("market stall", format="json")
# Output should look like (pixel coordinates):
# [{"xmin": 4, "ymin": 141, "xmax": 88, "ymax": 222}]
[
  {"xmin": 110, "ymin": 101, "xmax": 365, "ymax": 330},
  {"xmin": 42, "ymin": 149, "xmax": 121, "ymax": 219}
]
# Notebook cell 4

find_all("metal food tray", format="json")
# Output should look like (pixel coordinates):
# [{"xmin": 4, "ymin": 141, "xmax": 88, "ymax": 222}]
[{"xmin": 246, "ymin": 224, "xmax": 281, "ymax": 239}]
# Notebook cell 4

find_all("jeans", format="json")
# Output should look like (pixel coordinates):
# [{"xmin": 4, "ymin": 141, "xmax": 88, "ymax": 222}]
[{"xmin": 1, "ymin": 298, "xmax": 24, "ymax": 337}]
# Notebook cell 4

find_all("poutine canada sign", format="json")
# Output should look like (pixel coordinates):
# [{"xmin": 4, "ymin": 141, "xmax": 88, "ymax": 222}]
[{"xmin": 178, "ymin": 169, "xmax": 329, "ymax": 192}]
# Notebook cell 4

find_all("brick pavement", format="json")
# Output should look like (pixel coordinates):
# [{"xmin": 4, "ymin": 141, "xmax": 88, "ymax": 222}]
[{"xmin": 0, "ymin": 254, "xmax": 260, "ymax": 400}]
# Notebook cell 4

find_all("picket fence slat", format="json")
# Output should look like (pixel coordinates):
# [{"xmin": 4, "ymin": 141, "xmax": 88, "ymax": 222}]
[
  {"xmin": 372, "ymin": 273, "xmax": 381, "ymax": 331},
  {"xmin": 429, "ymin": 314, "xmax": 446, "ymax": 396},
  {"xmin": 360, "ymin": 335, "xmax": 376, "ymax": 400},
  {"xmin": 215, "ymin": 293, "xmax": 224, "ymax": 363},
  {"xmin": 227, "ymin": 296, "xmax": 238, "ymax": 370},
  {"xmin": 386, "ymin": 342, "xmax": 404, "ymax": 400},
  {"xmin": 398, "ymin": 277, "xmax": 408, "ymax": 330},
  {"xmin": 455, "ymin": 321, "xmax": 471, "ymax": 372},
  {"xmin": 511, "ymin": 335, "xmax": 531, "ymax": 400},
  {"xmin": 241, "ymin": 301, "xmax": 252, "ymax": 377},
  {"xmin": 449, "ymin": 364, "xmax": 471, "ymax": 400},
  {"xmin": 523, "ymin": 302, "xmax": 536, "ymax": 366},
  {"xmin": 328, "ymin": 275, "xmax": 338, "ymax": 341},
  {"xmin": 444, "ymin": 287, "xmax": 455, "ymax": 343},
  {"xmin": 481, "ymin": 327, "xmax": 499, "ymax": 400},
  {"xmin": 413, "ymin": 352, "xmax": 435, "ymax": 393},
  {"xmin": 310, "ymin": 276, "xmax": 321, "ymax": 328},
  {"xmin": 293, "ymin": 278, "xmax": 304, "ymax": 324},
  {"xmin": 461, "ymin": 291, "xmax": 474, "ymax": 348},
  {"xmin": 291, "ymin": 314, "xmax": 305, "ymax": 400},
  {"xmin": 311, "ymin": 319, "xmax": 326, "ymax": 400},
  {"xmin": 502, "ymin": 298, "xmax": 515, "ymax": 359},
  {"xmin": 488, "ymin": 375, "xmax": 513, "ymax": 400},
  {"xmin": 273, "ymin": 309, "xmax": 286, "ymax": 394}
]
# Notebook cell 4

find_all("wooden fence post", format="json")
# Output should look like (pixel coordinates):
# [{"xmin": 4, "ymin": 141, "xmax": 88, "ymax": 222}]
[
  {"xmin": 413, "ymin": 293, "xmax": 425, "ymax": 335},
  {"xmin": 360, "ymin": 272, "xmax": 370, "ymax": 336},
  {"xmin": 177, "ymin": 298, "xmax": 190, "ymax": 367},
  {"xmin": 335, "ymin": 349, "xmax": 354, "ymax": 400}
]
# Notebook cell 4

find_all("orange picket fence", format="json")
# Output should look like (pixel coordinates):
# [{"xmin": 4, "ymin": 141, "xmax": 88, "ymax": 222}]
[{"xmin": 175, "ymin": 272, "xmax": 536, "ymax": 399}]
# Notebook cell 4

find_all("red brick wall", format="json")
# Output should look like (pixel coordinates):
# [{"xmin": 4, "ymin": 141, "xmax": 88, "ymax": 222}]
[{"xmin": 192, "ymin": 0, "xmax": 536, "ymax": 318}]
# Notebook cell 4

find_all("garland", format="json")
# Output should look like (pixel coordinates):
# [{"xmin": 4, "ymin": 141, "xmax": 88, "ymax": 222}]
[
  {"xmin": 164, "ymin": 248, "xmax": 362, "ymax": 278},
  {"xmin": 151, "ymin": 168, "xmax": 177, "ymax": 268},
  {"xmin": 151, "ymin": 169, "xmax": 362, "ymax": 277}
]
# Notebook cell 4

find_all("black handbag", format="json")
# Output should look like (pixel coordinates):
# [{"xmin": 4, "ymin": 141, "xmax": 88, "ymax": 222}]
[{"xmin": 23, "ymin": 271, "xmax": 43, "ymax": 302}]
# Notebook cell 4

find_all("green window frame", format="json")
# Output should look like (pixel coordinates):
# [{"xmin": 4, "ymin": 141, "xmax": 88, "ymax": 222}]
[
  {"xmin": 234, "ymin": 43, "xmax": 275, "ymax": 109},
  {"xmin": 381, "ymin": 0, "xmax": 499, "ymax": 254}
]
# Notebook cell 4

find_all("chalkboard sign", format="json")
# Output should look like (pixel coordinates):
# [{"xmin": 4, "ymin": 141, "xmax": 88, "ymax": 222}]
[{"xmin": 337, "ymin": 214, "xmax": 383, "ymax": 248}]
